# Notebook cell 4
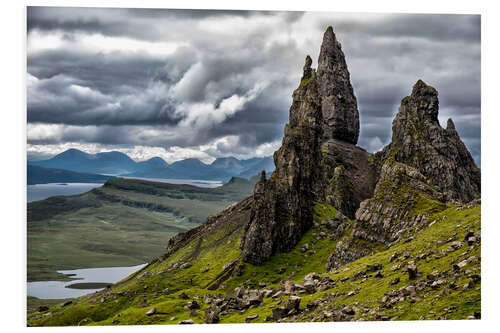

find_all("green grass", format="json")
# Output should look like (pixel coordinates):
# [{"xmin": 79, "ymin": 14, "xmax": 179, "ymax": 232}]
[{"xmin": 27, "ymin": 197, "xmax": 481, "ymax": 326}]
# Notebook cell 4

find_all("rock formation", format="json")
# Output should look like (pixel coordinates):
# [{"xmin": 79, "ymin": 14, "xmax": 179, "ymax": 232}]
[
  {"xmin": 241, "ymin": 28, "xmax": 480, "ymax": 267},
  {"xmin": 241, "ymin": 27, "xmax": 377, "ymax": 265},
  {"xmin": 378, "ymin": 79, "xmax": 480, "ymax": 203},
  {"xmin": 316, "ymin": 26, "xmax": 360, "ymax": 144},
  {"xmin": 338, "ymin": 79, "xmax": 481, "ymax": 257}
]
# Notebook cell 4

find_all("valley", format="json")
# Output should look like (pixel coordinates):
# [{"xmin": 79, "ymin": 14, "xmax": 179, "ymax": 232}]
[{"xmin": 27, "ymin": 176, "xmax": 258, "ymax": 282}]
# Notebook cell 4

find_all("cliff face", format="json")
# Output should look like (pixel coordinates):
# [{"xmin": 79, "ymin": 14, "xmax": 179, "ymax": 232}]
[{"xmin": 241, "ymin": 27, "xmax": 377, "ymax": 265}]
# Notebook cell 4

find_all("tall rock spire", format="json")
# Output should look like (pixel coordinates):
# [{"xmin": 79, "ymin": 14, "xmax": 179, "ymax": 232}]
[
  {"xmin": 316, "ymin": 26, "xmax": 360, "ymax": 144},
  {"xmin": 240, "ymin": 27, "xmax": 376, "ymax": 265}
]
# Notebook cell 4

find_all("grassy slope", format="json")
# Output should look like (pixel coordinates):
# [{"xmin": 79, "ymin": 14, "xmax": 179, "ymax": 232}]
[
  {"xmin": 28, "ymin": 177, "xmax": 257, "ymax": 282},
  {"xmin": 27, "ymin": 198, "xmax": 480, "ymax": 326}
]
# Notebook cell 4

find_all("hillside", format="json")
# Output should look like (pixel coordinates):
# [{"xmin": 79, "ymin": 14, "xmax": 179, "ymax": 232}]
[
  {"xmin": 27, "ymin": 26, "xmax": 480, "ymax": 326},
  {"xmin": 27, "ymin": 165, "xmax": 113, "ymax": 185},
  {"xmin": 27, "ymin": 176, "xmax": 258, "ymax": 282},
  {"xmin": 27, "ymin": 201, "xmax": 480, "ymax": 325}
]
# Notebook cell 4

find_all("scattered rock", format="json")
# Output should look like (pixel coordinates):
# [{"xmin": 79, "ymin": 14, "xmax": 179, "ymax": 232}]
[
  {"xmin": 77, "ymin": 318, "xmax": 91, "ymax": 326},
  {"xmin": 178, "ymin": 319, "xmax": 194, "ymax": 324},
  {"xmin": 284, "ymin": 280, "xmax": 295, "ymax": 293},
  {"xmin": 342, "ymin": 306, "xmax": 355, "ymax": 315},
  {"xmin": 185, "ymin": 300, "xmax": 200, "ymax": 310},
  {"xmin": 389, "ymin": 277, "xmax": 400, "ymax": 286},
  {"xmin": 245, "ymin": 314, "xmax": 259, "ymax": 322},
  {"xmin": 177, "ymin": 292, "xmax": 190, "ymax": 300},
  {"xmin": 301, "ymin": 243, "xmax": 310, "ymax": 253},
  {"xmin": 180, "ymin": 262, "xmax": 192, "ymax": 269},
  {"xmin": 407, "ymin": 262, "xmax": 418, "ymax": 280},
  {"xmin": 204, "ymin": 308, "xmax": 220, "ymax": 324},
  {"xmin": 366, "ymin": 264, "xmax": 383, "ymax": 272},
  {"xmin": 272, "ymin": 307, "xmax": 288, "ymax": 321},
  {"xmin": 284, "ymin": 296, "xmax": 301, "ymax": 312},
  {"xmin": 303, "ymin": 280, "xmax": 316, "ymax": 293},
  {"xmin": 146, "ymin": 308, "xmax": 156, "ymax": 316}
]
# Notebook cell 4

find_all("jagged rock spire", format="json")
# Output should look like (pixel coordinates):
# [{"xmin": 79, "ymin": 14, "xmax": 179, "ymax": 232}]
[
  {"xmin": 302, "ymin": 55, "xmax": 312, "ymax": 80},
  {"xmin": 446, "ymin": 118, "xmax": 456, "ymax": 131},
  {"xmin": 316, "ymin": 26, "xmax": 360, "ymax": 144},
  {"xmin": 384, "ymin": 79, "xmax": 480, "ymax": 203}
]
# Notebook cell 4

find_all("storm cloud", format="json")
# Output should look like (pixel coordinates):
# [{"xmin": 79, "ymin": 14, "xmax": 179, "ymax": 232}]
[{"xmin": 27, "ymin": 7, "xmax": 481, "ymax": 165}]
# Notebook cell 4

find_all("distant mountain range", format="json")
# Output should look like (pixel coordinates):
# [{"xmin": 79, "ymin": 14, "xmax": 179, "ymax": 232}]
[{"xmin": 28, "ymin": 148, "xmax": 275, "ymax": 183}]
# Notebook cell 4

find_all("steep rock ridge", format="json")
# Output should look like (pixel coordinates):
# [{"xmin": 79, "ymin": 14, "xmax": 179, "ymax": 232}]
[
  {"xmin": 241, "ymin": 27, "xmax": 377, "ymax": 265},
  {"xmin": 379, "ymin": 80, "xmax": 480, "ymax": 203}
]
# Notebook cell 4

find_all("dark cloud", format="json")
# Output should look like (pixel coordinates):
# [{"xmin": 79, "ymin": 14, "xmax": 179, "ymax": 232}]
[{"xmin": 26, "ymin": 7, "xmax": 480, "ymax": 166}]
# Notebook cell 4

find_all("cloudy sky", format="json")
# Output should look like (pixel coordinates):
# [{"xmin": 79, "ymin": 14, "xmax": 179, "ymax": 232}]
[{"xmin": 26, "ymin": 7, "xmax": 481, "ymax": 165}]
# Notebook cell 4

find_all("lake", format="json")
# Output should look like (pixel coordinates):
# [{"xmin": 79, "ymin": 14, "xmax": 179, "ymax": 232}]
[
  {"xmin": 27, "ymin": 183, "xmax": 104, "ymax": 203},
  {"xmin": 27, "ymin": 178, "xmax": 223, "ymax": 202},
  {"xmin": 27, "ymin": 264, "xmax": 146, "ymax": 299},
  {"xmin": 123, "ymin": 177, "xmax": 223, "ymax": 188}
]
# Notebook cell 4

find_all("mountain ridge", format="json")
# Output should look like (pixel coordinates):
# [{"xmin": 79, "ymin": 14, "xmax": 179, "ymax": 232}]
[{"xmin": 29, "ymin": 150, "xmax": 275, "ymax": 181}]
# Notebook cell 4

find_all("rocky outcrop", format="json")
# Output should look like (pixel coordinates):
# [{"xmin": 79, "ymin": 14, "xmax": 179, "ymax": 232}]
[
  {"xmin": 324, "ymin": 80, "xmax": 480, "ymax": 270},
  {"xmin": 240, "ymin": 27, "xmax": 377, "ymax": 265},
  {"xmin": 352, "ymin": 160, "xmax": 444, "ymax": 244},
  {"xmin": 379, "ymin": 80, "xmax": 480, "ymax": 203}
]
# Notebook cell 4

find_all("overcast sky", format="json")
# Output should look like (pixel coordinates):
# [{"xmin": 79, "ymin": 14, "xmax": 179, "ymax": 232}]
[{"xmin": 26, "ymin": 7, "xmax": 481, "ymax": 165}]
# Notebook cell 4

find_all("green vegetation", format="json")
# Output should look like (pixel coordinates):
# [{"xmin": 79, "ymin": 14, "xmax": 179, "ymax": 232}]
[
  {"xmin": 300, "ymin": 76, "xmax": 313, "ymax": 88},
  {"xmin": 27, "ymin": 197, "xmax": 480, "ymax": 325},
  {"xmin": 28, "ymin": 177, "xmax": 257, "ymax": 282}
]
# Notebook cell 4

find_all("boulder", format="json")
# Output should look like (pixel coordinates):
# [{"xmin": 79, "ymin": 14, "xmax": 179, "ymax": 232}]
[
  {"xmin": 245, "ymin": 314, "xmax": 259, "ymax": 322},
  {"xmin": 204, "ymin": 308, "xmax": 220, "ymax": 324},
  {"xmin": 185, "ymin": 301, "xmax": 200, "ymax": 310},
  {"xmin": 272, "ymin": 307, "xmax": 288, "ymax": 321},
  {"xmin": 303, "ymin": 280, "xmax": 316, "ymax": 293},
  {"xmin": 284, "ymin": 296, "xmax": 301, "ymax": 312},
  {"xmin": 407, "ymin": 262, "xmax": 418, "ymax": 280},
  {"xmin": 389, "ymin": 277, "xmax": 400, "ymax": 286},
  {"xmin": 177, "ymin": 292, "xmax": 189, "ymax": 300}
]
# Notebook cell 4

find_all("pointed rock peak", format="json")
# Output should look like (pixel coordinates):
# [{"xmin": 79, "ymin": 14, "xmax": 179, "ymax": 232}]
[
  {"xmin": 401, "ymin": 79, "xmax": 439, "ymax": 123},
  {"xmin": 410, "ymin": 79, "xmax": 438, "ymax": 103},
  {"xmin": 446, "ymin": 118, "xmax": 456, "ymax": 131},
  {"xmin": 259, "ymin": 170, "xmax": 266, "ymax": 183},
  {"xmin": 318, "ymin": 26, "xmax": 342, "ymax": 71},
  {"xmin": 302, "ymin": 55, "xmax": 312, "ymax": 79}
]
